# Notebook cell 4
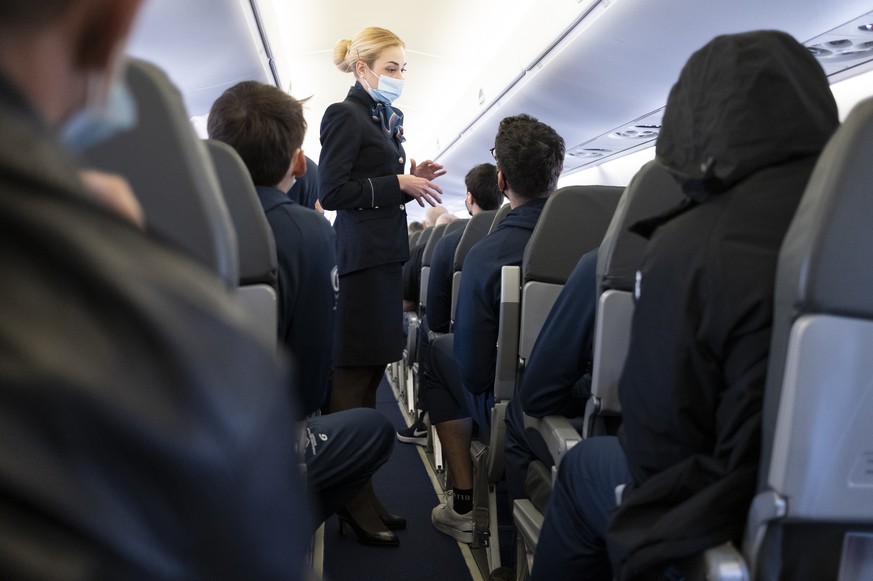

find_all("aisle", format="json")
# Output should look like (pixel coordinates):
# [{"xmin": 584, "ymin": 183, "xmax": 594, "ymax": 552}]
[{"xmin": 322, "ymin": 375, "xmax": 478, "ymax": 581}]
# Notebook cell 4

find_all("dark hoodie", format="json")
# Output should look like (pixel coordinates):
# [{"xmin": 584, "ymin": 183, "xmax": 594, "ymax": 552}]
[{"xmin": 606, "ymin": 31, "xmax": 838, "ymax": 579}]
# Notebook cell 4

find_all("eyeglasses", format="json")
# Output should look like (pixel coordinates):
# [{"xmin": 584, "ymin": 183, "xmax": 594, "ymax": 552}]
[{"xmin": 489, "ymin": 147, "xmax": 497, "ymax": 160}]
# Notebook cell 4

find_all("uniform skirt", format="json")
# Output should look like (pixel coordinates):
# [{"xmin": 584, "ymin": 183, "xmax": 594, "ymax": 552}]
[{"xmin": 333, "ymin": 262, "xmax": 403, "ymax": 367}]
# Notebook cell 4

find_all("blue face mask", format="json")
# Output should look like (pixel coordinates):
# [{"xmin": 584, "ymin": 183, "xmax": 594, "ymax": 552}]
[
  {"xmin": 363, "ymin": 66, "xmax": 404, "ymax": 104},
  {"xmin": 61, "ymin": 73, "xmax": 138, "ymax": 151}
]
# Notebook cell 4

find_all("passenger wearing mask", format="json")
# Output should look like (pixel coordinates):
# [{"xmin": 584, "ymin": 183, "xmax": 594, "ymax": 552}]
[
  {"xmin": 427, "ymin": 114, "xmax": 565, "ymax": 543},
  {"xmin": 0, "ymin": 0, "xmax": 312, "ymax": 577},
  {"xmin": 288, "ymin": 155, "xmax": 320, "ymax": 210},
  {"xmin": 207, "ymin": 81, "xmax": 395, "ymax": 528},
  {"xmin": 318, "ymin": 25, "xmax": 446, "ymax": 546},
  {"xmin": 397, "ymin": 163, "xmax": 503, "ymax": 446},
  {"xmin": 531, "ymin": 30, "xmax": 839, "ymax": 581}
]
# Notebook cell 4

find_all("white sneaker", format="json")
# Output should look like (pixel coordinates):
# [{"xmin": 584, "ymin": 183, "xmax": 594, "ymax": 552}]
[{"xmin": 431, "ymin": 500, "xmax": 474, "ymax": 544}]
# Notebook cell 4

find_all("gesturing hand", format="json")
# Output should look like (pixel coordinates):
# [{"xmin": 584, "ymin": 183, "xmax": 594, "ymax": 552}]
[
  {"xmin": 398, "ymin": 174, "xmax": 443, "ymax": 207},
  {"xmin": 410, "ymin": 159, "xmax": 447, "ymax": 182}
]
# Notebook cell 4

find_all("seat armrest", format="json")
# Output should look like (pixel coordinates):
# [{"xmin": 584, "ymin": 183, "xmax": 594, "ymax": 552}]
[
  {"xmin": 679, "ymin": 543, "xmax": 749, "ymax": 581},
  {"xmin": 523, "ymin": 413, "xmax": 581, "ymax": 468},
  {"xmin": 493, "ymin": 266, "xmax": 521, "ymax": 401}
]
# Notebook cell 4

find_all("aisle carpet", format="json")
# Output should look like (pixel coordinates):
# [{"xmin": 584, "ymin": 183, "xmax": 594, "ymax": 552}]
[{"xmin": 323, "ymin": 376, "xmax": 474, "ymax": 581}]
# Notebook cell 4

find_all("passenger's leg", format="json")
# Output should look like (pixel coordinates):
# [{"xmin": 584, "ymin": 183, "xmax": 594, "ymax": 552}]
[
  {"xmin": 504, "ymin": 396, "xmax": 554, "ymax": 501},
  {"xmin": 304, "ymin": 409, "xmax": 394, "ymax": 526},
  {"xmin": 330, "ymin": 365, "xmax": 383, "ymax": 411},
  {"xmin": 530, "ymin": 436, "xmax": 631, "ymax": 581},
  {"xmin": 427, "ymin": 334, "xmax": 477, "ymax": 543}
]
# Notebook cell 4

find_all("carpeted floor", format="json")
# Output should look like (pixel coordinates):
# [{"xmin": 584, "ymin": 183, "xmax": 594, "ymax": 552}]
[{"xmin": 322, "ymin": 375, "xmax": 475, "ymax": 581}]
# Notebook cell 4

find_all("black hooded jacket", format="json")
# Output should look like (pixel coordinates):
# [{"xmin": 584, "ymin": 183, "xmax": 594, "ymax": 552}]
[{"xmin": 606, "ymin": 31, "xmax": 839, "ymax": 579}]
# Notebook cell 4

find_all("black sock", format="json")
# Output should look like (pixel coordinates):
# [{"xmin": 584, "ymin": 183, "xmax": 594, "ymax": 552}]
[{"xmin": 452, "ymin": 488, "xmax": 472, "ymax": 515}]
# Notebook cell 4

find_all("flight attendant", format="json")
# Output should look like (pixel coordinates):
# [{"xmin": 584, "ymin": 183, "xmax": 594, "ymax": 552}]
[{"xmin": 319, "ymin": 26, "xmax": 445, "ymax": 545}]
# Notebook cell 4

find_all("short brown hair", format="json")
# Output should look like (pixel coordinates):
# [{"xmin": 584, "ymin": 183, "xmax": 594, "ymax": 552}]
[{"xmin": 207, "ymin": 81, "xmax": 307, "ymax": 187}]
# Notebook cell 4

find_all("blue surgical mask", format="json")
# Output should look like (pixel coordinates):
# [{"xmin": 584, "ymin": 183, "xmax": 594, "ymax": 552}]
[
  {"xmin": 363, "ymin": 66, "xmax": 404, "ymax": 104},
  {"xmin": 61, "ymin": 72, "xmax": 138, "ymax": 151}
]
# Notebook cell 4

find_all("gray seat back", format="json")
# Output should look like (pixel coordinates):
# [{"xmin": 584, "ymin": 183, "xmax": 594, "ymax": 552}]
[
  {"xmin": 519, "ymin": 185, "xmax": 623, "ymax": 360},
  {"xmin": 82, "ymin": 59, "xmax": 237, "ymax": 286},
  {"xmin": 746, "ymin": 96, "xmax": 873, "ymax": 580},
  {"xmin": 204, "ymin": 140, "xmax": 278, "ymax": 347},
  {"xmin": 451, "ymin": 209, "xmax": 498, "ymax": 323},
  {"xmin": 488, "ymin": 202, "xmax": 512, "ymax": 234},
  {"xmin": 422, "ymin": 223, "xmax": 448, "ymax": 268},
  {"xmin": 587, "ymin": 162, "xmax": 685, "ymax": 436},
  {"xmin": 409, "ymin": 230, "xmax": 422, "ymax": 249}
]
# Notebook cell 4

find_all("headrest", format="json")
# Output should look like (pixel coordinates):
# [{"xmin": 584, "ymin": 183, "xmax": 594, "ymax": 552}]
[
  {"xmin": 422, "ymin": 223, "xmax": 448, "ymax": 267},
  {"xmin": 488, "ymin": 203, "xmax": 513, "ymax": 235},
  {"xmin": 776, "ymin": 97, "xmax": 873, "ymax": 320},
  {"xmin": 408, "ymin": 230, "xmax": 423, "ymax": 249},
  {"xmin": 596, "ymin": 161, "xmax": 685, "ymax": 293},
  {"xmin": 444, "ymin": 218, "xmax": 468, "ymax": 239},
  {"xmin": 82, "ymin": 59, "xmax": 238, "ymax": 286},
  {"xmin": 523, "ymin": 185, "xmax": 623, "ymax": 285},
  {"xmin": 204, "ymin": 140, "xmax": 277, "ymax": 288},
  {"xmin": 453, "ymin": 210, "xmax": 497, "ymax": 271}
]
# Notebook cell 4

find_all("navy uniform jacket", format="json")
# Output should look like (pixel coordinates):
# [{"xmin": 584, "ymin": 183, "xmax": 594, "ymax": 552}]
[
  {"xmin": 256, "ymin": 185, "xmax": 337, "ymax": 415},
  {"xmin": 426, "ymin": 227, "xmax": 463, "ymax": 333},
  {"xmin": 521, "ymin": 248, "xmax": 598, "ymax": 418},
  {"xmin": 454, "ymin": 198, "xmax": 547, "ymax": 401},
  {"xmin": 0, "ymin": 73, "xmax": 308, "ymax": 579},
  {"xmin": 318, "ymin": 84, "xmax": 411, "ymax": 276}
]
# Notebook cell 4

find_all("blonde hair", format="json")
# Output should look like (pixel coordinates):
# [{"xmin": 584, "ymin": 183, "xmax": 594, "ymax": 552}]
[{"xmin": 333, "ymin": 27, "xmax": 405, "ymax": 74}]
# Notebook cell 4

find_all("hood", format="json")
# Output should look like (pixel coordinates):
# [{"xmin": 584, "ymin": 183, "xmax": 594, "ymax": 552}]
[{"xmin": 655, "ymin": 30, "xmax": 838, "ymax": 200}]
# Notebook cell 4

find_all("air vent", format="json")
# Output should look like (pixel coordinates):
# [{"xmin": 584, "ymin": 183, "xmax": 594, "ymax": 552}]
[
  {"xmin": 567, "ymin": 147, "xmax": 612, "ymax": 159},
  {"xmin": 808, "ymin": 38, "xmax": 873, "ymax": 61},
  {"xmin": 609, "ymin": 124, "xmax": 661, "ymax": 140}
]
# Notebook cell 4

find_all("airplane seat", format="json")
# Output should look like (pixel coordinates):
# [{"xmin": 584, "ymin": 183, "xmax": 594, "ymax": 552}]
[
  {"xmin": 470, "ymin": 185, "xmax": 622, "ymax": 573},
  {"xmin": 409, "ymin": 229, "xmax": 423, "ymax": 250},
  {"xmin": 418, "ymin": 222, "xmax": 448, "ymax": 315},
  {"xmin": 687, "ymin": 97, "xmax": 873, "ymax": 581},
  {"xmin": 403, "ymin": 222, "xmax": 449, "ymax": 414},
  {"xmin": 450, "ymin": 209, "xmax": 499, "ymax": 327},
  {"xmin": 488, "ymin": 202, "xmax": 513, "ymax": 235},
  {"xmin": 81, "ymin": 58, "xmax": 238, "ymax": 287},
  {"xmin": 585, "ymin": 160, "xmax": 685, "ymax": 438},
  {"xmin": 513, "ymin": 164, "xmax": 683, "ymax": 577},
  {"xmin": 204, "ymin": 139, "xmax": 279, "ymax": 348}
]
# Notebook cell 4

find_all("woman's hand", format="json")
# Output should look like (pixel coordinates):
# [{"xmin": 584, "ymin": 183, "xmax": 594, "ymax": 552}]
[
  {"xmin": 398, "ymin": 174, "xmax": 443, "ymax": 207},
  {"xmin": 410, "ymin": 159, "xmax": 447, "ymax": 181}
]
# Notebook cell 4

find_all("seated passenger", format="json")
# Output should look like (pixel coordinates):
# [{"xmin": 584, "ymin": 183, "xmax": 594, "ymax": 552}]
[
  {"xmin": 397, "ymin": 163, "xmax": 503, "ymax": 446},
  {"xmin": 288, "ymin": 155, "xmax": 320, "ymax": 209},
  {"xmin": 504, "ymin": 247, "xmax": 598, "ymax": 500},
  {"xmin": 207, "ymin": 81, "xmax": 394, "ymax": 527},
  {"xmin": 531, "ymin": 30, "xmax": 839, "ymax": 580},
  {"xmin": 427, "ymin": 114, "xmax": 565, "ymax": 542},
  {"xmin": 0, "ymin": 1, "xmax": 312, "ymax": 577},
  {"xmin": 402, "ymin": 204, "xmax": 447, "ymax": 312}
]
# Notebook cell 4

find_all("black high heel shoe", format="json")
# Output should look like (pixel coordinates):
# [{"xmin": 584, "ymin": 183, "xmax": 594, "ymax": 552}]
[
  {"xmin": 337, "ymin": 508, "xmax": 399, "ymax": 547},
  {"xmin": 379, "ymin": 511, "xmax": 407, "ymax": 531}
]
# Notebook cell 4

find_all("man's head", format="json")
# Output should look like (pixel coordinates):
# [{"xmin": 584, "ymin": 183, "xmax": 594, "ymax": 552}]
[
  {"xmin": 435, "ymin": 213, "xmax": 458, "ymax": 227},
  {"xmin": 492, "ymin": 114, "xmax": 564, "ymax": 205},
  {"xmin": 207, "ymin": 81, "xmax": 307, "ymax": 190},
  {"xmin": 463, "ymin": 163, "xmax": 502, "ymax": 215},
  {"xmin": 0, "ymin": 0, "xmax": 144, "ymax": 126},
  {"xmin": 408, "ymin": 221, "xmax": 424, "ymax": 234},
  {"xmin": 423, "ymin": 205, "xmax": 448, "ymax": 228}
]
